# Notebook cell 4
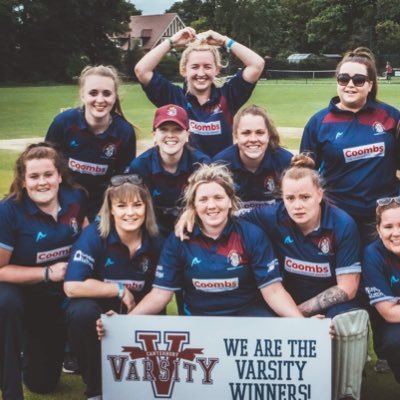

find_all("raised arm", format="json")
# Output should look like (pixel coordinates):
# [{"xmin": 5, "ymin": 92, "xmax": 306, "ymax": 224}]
[
  {"xmin": 197, "ymin": 30, "xmax": 265, "ymax": 83},
  {"xmin": 134, "ymin": 27, "xmax": 196, "ymax": 86},
  {"xmin": 298, "ymin": 273, "xmax": 360, "ymax": 317}
]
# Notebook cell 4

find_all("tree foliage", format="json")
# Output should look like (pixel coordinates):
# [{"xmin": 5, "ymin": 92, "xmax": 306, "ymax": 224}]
[{"xmin": 2, "ymin": 0, "xmax": 139, "ymax": 82}]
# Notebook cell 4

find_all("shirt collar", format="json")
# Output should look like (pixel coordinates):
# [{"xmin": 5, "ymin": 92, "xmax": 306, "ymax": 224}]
[
  {"xmin": 107, "ymin": 226, "xmax": 150, "ymax": 255},
  {"xmin": 329, "ymin": 96, "xmax": 376, "ymax": 114},
  {"xmin": 192, "ymin": 217, "xmax": 235, "ymax": 240},
  {"xmin": 77, "ymin": 107, "xmax": 118, "ymax": 138}
]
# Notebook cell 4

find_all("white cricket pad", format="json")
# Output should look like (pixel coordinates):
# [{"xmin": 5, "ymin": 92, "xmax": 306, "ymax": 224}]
[{"xmin": 332, "ymin": 309, "xmax": 369, "ymax": 400}]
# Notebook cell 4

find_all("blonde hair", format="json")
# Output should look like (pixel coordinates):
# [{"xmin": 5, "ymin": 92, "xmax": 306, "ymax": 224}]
[
  {"xmin": 233, "ymin": 105, "xmax": 281, "ymax": 150},
  {"xmin": 336, "ymin": 47, "xmax": 378, "ymax": 101},
  {"xmin": 98, "ymin": 182, "xmax": 158, "ymax": 238},
  {"xmin": 183, "ymin": 163, "xmax": 241, "ymax": 218},
  {"xmin": 179, "ymin": 42, "xmax": 222, "ymax": 76},
  {"xmin": 79, "ymin": 65, "xmax": 127, "ymax": 119},
  {"xmin": 281, "ymin": 153, "xmax": 323, "ymax": 190}
]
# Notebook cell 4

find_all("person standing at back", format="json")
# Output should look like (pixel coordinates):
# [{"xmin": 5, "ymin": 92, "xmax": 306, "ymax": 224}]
[
  {"xmin": 46, "ymin": 65, "xmax": 136, "ymax": 221},
  {"xmin": 134, "ymin": 27, "xmax": 265, "ymax": 157}
]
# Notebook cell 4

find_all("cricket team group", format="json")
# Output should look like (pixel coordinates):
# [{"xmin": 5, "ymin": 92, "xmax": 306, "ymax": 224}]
[{"xmin": 0, "ymin": 27, "xmax": 399, "ymax": 400}]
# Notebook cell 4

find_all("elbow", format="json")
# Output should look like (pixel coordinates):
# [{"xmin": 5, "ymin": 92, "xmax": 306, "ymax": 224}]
[
  {"xmin": 64, "ymin": 282, "xmax": 79, "ymax": 298},
  {"xmin": 252, "ymin": 57, "xmax": 265, "ymax": 76},
  {"xmin": 134, "ymin": 63, "xmax": 147, "ymax": 83}
]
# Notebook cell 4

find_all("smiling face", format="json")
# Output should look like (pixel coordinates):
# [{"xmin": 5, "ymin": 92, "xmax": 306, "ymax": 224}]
[
  {"xmin": 236, "ymin": 114, "xmax": 269, "ymax": 167},
  {"xmin": 24, "ymin": 158, "xmax": 61, "ymax": 208},
  {"xmin": 182, "ymin": 50, "xmax": 219, "ymax": 97},
  {"xmin": 154, "ymin": 122, "xmax": 189, "ymax": 158},
  {"xmin": 337, "ymin": 62, "xmax": 373, "ymax": 112},
  {"xmin": 194, "ymin": 181, "xmax": 232, "ymax": 235},
  {"xmin": 377, "ymin": 207, "xmax": 400, "ymax": 256},
  {"xmin": 282, "ymin": 176, "xmax": 323, "ymax": 235},
  {"xmin": 111, "ymin": 195, "xmax": 146, "ymax": 235},
  {"xmin": 81, "ymin": 74, "xmax": 117, "ymax": 123}
]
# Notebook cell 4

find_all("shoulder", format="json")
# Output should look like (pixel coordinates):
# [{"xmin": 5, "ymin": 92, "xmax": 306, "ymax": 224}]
[
  {"xmin": 111, "ymin": 113, "xmax": 135, "ymax": 134},
  {"xmin": 363, "ymin": 239, "xmax": 385, "ymax": 261},
  {"xmin": 271, "ymin": 146, "xmax": 293, "ymax": 162},
  {"xmin": 130, "ymin": 148, "xmax": 155, "ymax": 170},
  {"xmin": 372, "ymin": 101, "xmax": 400, "ymax": 118},
  {"xmin": 0, "ymin": 196, "xmax": 18, "ymax": 215},
  {"xmin": 212, "ymin": 145, "xmax": 236, "ymax": 162},
  {"xmin": 52, "ymin": 107, "xmax": 81, "ymax": 124},
  {"xmin": 188, "ymin": 147, "xmax": 211, "ymax": 164},
  {"xmin": 326, "ymin": 203, "xmax": 358, "ymax": 232}
]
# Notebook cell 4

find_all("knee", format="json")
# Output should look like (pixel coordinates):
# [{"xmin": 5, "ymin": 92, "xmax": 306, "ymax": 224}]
[{"xmin": 66, "ymin": 298, "xmax": 101, "ymax": 329}]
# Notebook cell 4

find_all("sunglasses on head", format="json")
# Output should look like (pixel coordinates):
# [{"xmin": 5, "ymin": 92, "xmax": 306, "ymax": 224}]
[
  {"xmin": 110, "ymin": 174, "xmax": 143, "ymax": 187},
  {"xmin": 376, "ymin": 196, "xmax": 400, "ymax": 207},
  {"xmin": 337, "ymin": 73, "xmax": 369, "ymax": 87}
]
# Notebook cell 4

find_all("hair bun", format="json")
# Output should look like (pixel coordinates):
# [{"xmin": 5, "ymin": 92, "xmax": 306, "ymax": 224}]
[{"xmin": 290, "ymin": 153, "xmax": 315, "ymax": 169}]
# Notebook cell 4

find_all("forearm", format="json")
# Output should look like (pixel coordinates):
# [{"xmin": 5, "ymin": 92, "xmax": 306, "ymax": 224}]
[
  {"xmin": 129, "ymin": 288, "xmax": 173, "ymax": 315},
  {"xmin": 229, "ymin": 40, "xmax": 265, "ymax": 83},
  {"xmin": 0, "ymin": 265, "xmax": 46, "ymax": 284},
  {"xmin": 376, "ymin": 301, "xmax": 400, "ymax": 323},
  {"xmin": 261, "ymin": 282, "xmax": 303, "ymax": 317},
  {"xmin": 64, "ymin": 279, "xmax": 119, "ymax": 298},
  {"xmin": 134, "ymin": 40, "xmax": 171, "ymax": 84},
  {"xmin": 298, "ymin": 285, "xmax": 349, "ymax": 317}
]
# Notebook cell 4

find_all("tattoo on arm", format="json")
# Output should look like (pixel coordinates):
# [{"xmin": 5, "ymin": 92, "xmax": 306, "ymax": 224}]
[{"xmin": 298, "ymin": 286, "xmax": 349, "ymax": 317}]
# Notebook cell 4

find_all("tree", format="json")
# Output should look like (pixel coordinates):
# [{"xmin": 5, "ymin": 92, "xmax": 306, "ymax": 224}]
[{"xmin": 10, "ymin": 0, "xmax": 139, "ymax": 82}]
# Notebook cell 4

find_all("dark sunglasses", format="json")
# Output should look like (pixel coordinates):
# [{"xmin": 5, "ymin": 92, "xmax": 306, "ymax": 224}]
[
  {"xmin": 376, "ymin": 196, "xmax": 400, "ymax": 207},
  {"xmin": 110, "ymin": 174, "xmax": 142, "ymax": 187},
  {"xmin": 337, "ymin": 73, "xmax": 369, "ymax": 87}
]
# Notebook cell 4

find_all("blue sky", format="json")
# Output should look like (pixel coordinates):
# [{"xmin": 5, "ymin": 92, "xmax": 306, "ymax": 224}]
[{"xmin": 131, "ymin": 0, "xmax": 176, "ymax": 15}]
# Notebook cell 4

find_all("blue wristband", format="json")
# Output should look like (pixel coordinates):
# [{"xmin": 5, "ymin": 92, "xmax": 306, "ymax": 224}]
[
  {"xmin": 117, "ymin": 282, "xmax": 124, "ymax": 299},
  {"xmin": 226, "ymin": 38, "xmax": 235, "ymax": 52}
]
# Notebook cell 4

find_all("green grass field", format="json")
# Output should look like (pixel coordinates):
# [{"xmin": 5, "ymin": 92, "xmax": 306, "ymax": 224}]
[{"xmin": 0, "ymin": 80, "xmax": 399, "ymax": 399}]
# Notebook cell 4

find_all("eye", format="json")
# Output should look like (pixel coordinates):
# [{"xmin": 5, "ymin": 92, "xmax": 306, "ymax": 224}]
[
  {"xmin": 44, "ymin": 171, "xmax": 54, "ymax": 178},
  {"xmin": 88, "ymin": 90, "xmax": 99, "ymax": 96},
  {"xmin": 102, "ymin": 90, "xmax": 112, "ymax": 97},
  {"xmin": 285, "ymin": 195, "xmax": 294, "ymax": 201},
  {"xmin": 300, "ymin": 194, "xmax": 311, "ymax": 200},
  {"xmin": 134, "ymin": 201, "xmax": 144, "ymax": 207}
]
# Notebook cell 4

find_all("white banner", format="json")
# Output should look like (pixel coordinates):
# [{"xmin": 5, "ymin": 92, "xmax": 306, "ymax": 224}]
[{"xmin": 101, "ymin": 315, "xmax": 331, "ymax": 400}]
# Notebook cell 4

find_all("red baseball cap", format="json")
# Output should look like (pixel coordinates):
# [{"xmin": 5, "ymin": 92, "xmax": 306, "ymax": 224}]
[{"xmin": 153, "ymin": 105, "xmax": 189, "ymax": 130}]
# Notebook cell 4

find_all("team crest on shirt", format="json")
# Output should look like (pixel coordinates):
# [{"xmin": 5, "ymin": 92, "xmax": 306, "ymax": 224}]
[
  {"xmin": 318, "ymin": 236, "xmax": 331, "ymax": 255},
  {"xmin": 264, "ymin": 176, "xmax": 275, "ymax": 193},
  {"xmin": 70, "ymin": 218, "xmax": 79, "ymax": 236},
  {"xmin": 227, "ymin": 250, "xmax": 241, "ymax": 268},
  {"xmin": 167, "ymin": 106, "xmax": 177, "ymax": 116},
  {"xmin": 139, "ymin": 257, "xmax": 149, "ymax": 273},
  {"xmin": 103, "ymin": 143, "xmax": 116, "ymax": 158},
  {"xmin": 373, "ymin": 122, "xmax": 387, "ymax": 135}
]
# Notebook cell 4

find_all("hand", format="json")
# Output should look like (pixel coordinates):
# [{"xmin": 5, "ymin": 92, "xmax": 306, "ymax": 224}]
[
  {"xmin": 196, "ymin": 30, "xmax": 227, "ymax": 47},
  {"xmin": 170, "ymin": 27, "xmax": 196, "ymax": 47},
  {"xmin": 96, "ymin": 310, "xmax": 116, "ymax": 340},
  {"xmin": 122, "ymin": 288, "xmax": 136, "ymax": 313},
  {"xmin": 48, "ymin": 262, "xmax": 68, "ymax": 282},
  {"xmin": 174, "ymin": 209, "xmax": 195, "ymax": 241}
]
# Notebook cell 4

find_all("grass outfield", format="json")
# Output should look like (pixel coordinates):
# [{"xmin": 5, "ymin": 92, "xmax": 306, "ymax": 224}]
[
  {"xmin": 0, "ymin": 81, "xmax": 399, "ymax": 398},
  {"xmin": 0, "ymin": 79, "xmax": 399, "ymax": 141}
]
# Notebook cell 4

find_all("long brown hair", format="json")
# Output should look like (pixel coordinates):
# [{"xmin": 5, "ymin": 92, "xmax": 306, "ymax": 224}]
[
  {"xmin": 233, "ymin": 105, "xmax": 281, "ymax": 150},
  {"xmin": 8, "ymin": 142, "xmax": 79, "ymax": 202}
]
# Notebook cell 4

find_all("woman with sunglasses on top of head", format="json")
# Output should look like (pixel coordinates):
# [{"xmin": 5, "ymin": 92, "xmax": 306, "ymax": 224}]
[
  {"xmin": 300, "ymin": 47, "xmax": 400, "ymax": 247},
  {"xmin": 134, "ymin": 28, "xmax": 264, "ymax": 157},
  {"xmin": 98, "ymin": 163, "xmax": 302, "ymax": 320},
  {"xmin": 363, "ymin": 196, "xmax": 400, "ymax": 384},
  {"xmin": 0, "ymin": 142, "xmax": 87, "ymax": 400},
  {"xmin": 46, "ymin": 65, "xmax": 137, "ymax": 222},
  {"xmin": 63, "ymin": 175, "xmax": 163, "ymax": 400}
]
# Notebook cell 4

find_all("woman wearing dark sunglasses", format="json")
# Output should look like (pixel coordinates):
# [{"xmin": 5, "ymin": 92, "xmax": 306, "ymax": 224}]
[
  {"xmin": 300, "ymin": 47, "xmax": 400, "ymax": 246},
  {"xmin": 363, "ymin": 196, "xmax": 400, "ymax": 383},
  {"xmin": 63, "ymin": 175, "xmax": 163, "ymax": 400}
]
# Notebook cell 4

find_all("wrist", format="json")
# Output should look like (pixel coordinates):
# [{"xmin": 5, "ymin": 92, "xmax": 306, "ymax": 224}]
[
  {"xmin": 43, "ymin": 266, "xmax": 50, "ymax": 283},
  {"xmin": 226, "ymin": 38, "xmax": 235, "ymax": 52},
  {"xmin": 167, "ymin": 38, "xmax": 174, "ymax": 49},
  {"xmin": 117, "ymin": 282, "xmax": 125, "ymax": 299}
]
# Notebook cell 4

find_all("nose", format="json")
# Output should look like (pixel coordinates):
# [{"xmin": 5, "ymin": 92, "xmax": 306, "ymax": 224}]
[
  {"xmin": 206, "ymin": 198, "xmax": 217, "ymax": 209},
  {"xmin": 126, "ymin": 206, "xmax": 135, "ymax": 215},
  {"xmin": 38, "ymin": 175, "xmax": 47, "ymax": 185},
  {"xmin": 293, "ymin": 199, "xmax": 303, "ymax": 209}
]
